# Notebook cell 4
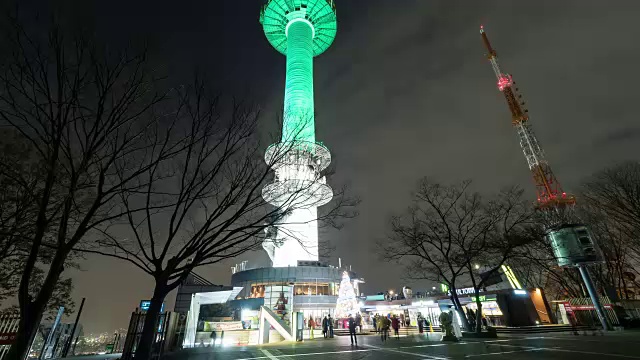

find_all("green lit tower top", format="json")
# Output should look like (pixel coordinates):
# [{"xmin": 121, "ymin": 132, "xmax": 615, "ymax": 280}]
[
  {"xmin": 260, "ymin": 0, "xmax": 337, "ymax": 144},
  {"xmin": 260, "ymin": 1, "xmax": 336, "ymax": 268}
]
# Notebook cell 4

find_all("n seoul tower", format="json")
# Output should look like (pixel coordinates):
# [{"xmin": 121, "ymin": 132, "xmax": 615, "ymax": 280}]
[{"xmin": 260, "ymin": 1, "xmax": 337, "ymax": 267}]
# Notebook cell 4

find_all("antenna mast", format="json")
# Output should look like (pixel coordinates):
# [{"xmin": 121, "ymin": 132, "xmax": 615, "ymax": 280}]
[
  {"xmin": 480, "ymin": 25, "xmax": 610, "ymax": 331},
  {"xmin": 480, "ymin": 25, "xmax": 575, "ymax": 214}
]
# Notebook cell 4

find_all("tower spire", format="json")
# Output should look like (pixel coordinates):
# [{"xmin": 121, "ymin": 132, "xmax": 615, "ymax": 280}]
[
  {"xmin": 259, "ymin": 0, "xmax": 337, "ymax": 267},
  {"xmin": 480, "ymin": 26, "xmax": 574, "ymax": 211}
]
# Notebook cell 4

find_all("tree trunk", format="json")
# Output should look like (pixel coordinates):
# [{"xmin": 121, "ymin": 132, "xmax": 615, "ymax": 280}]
[
  {"xmin": 6, "ymin": 303, "xmax": 41, "ymax": 360},
  {"xmin": 134, "ymin": 284, "xmax": 169, "ymax": 360},
  {"xmin": 473, "ymin": 289, "xmax": 483, "ymax": 333},
  {"xmin": 6, "ymin": 260, "xmax": 64, "ymax": 360}
]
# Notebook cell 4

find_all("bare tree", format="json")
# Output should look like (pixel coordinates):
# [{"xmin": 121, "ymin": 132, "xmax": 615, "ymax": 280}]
[
  {"xmin": 382, "ymin": 179, "xmax": 481, "ymax": 331},
  {"xmin": 0, "ymin": 17, "xmax": 179, "ymax": 360},
  {"xmin": 580, "ymin": 161, "xmax": 640, "ymax": 298},
  {"xmin": 581, "ymin": 161, "xmax": 640, "ymax": 260},
  {"xmin": 0, "ymin": 129, "xmax": 77, "ymax": 317},
  {"xmin": 462, "ymin": 187, "xmax": 534, "ymax": 332},
  {"xmin": 382, "ymin": 179, "xmax": 533, "ymax": 332},
  {"xmin": 81, "ymin": 83, "xmax": 356, "ymax": 359}
]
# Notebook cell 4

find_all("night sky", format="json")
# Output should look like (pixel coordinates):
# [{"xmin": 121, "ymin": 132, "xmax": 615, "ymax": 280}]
[{"xmin": 22, "ymin": 0, "xmax": 640, "ymax": 334}]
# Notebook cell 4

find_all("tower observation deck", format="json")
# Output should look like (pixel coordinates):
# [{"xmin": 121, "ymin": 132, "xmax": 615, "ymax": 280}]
[{"xmin": 260, "ymin": 0, "xmax": 337, "ymax": 267}]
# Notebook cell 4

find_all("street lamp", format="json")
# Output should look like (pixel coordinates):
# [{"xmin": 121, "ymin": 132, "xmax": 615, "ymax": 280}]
[{"xmin": 474, "ymin": 264, "xmax": 480, "ymax": 270}]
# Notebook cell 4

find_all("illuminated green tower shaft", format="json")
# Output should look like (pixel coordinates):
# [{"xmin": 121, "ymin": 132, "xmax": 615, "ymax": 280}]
[
  {"xmin": 260, "ymin": 1, "xmax": 337, "ymax": 267},
  {"xmin": 284, "ymin": 18, "xmax": 315, "ymax": 143}
]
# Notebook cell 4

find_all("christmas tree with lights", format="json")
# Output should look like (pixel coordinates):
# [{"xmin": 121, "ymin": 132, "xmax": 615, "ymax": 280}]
[{"xmin": 335, "ymin": 271, "xmax": 359, "ymax": 318}]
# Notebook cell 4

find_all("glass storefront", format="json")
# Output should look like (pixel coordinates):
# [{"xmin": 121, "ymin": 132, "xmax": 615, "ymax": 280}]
[
  {"xmin": 294, "ymin": 282, "xmax": 333, "ymax": 296},
  {"xmin": 464, "ymin": 300, "xmax": 504, "ymax": 326},
  {"xmin": 246, "ymin": 281, "xmax": 336, "ymax": 298},
  {"xmin": 409, "ymin": 306, "xmax": 442, "ymax": 327},
  {"xmin": 232, "ymin": 267, "xmax": 351, "ymax": 300}
]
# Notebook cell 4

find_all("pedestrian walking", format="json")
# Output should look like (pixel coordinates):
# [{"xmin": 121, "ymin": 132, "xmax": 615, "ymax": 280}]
[
  {"xmin": 355, "ymin": 313, "xmax": 363, "ymax": 333},
  {"xmin": 322, "ymin": 316, "xmax": 328, "ymax": 338},
  {"xmin": 328, "ymin": 315, "xmax": 334, "ymax": 338},
  {"xmin": 209, "ymin": 329, "xmax": 217, "ymax": 347},
  {"xmin": 391, "ymin": 315, "xmax": 400, "ymax": 340},
  {"xmin": 381, "ymin": 316, "xmax": 390, "ymax": 342},
  {"xmin": 309, "ymin": 317, "xmax": 315, "ymax": 339},
  {"xmin": 373, "ymin": 315, "xmax": 378, "ymax": 333},
  {"xmin": 348, "ymin": 315, "xmax": 358, "ymax": 346},
  {"xmin": 417, "ymin": 314, "xmax": 424, "ymax": 334}
]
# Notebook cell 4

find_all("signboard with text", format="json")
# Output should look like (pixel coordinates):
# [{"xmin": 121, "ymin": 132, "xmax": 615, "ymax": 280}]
[
  {"xmin": 203, "ymin": 321, "xmax": 244, "ymax": 332},
  {"xmin": 470, "ymin": 294, "xmax": 497, "ymax": 303},
  {"xmin": 0, "ymin": 333, "xmax": 17, "ymax": 345},
  {"xmin": 140, "ymin": 300, "xmax": 165, "ymax": 313}
]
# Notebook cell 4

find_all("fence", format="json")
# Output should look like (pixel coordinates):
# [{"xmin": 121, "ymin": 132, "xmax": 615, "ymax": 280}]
[
  {"xmin": 122, "ymin": 311, "xmax": 180, "ymax": 360},
  {"xmin": 558, "ymin": 296, "xmax": 620, "ymax": 328},
  {"xmin": 0, "ymin": 314, "xmax": 20, "ymax": 360}
]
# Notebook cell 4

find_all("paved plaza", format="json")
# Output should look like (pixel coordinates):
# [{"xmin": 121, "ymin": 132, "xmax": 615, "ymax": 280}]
[{"xmin": 162, "ymin": 331, "xmax": 640, "ymax": 360}]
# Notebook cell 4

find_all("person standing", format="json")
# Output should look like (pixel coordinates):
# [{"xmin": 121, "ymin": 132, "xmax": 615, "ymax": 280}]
[
  {"xmin": 355, "ymin": 313, "xmax": 363, "ymax": 333},
  {"xmin": 373, "ymin": 315, "xmax": 378, "ymax": 333},
  {"xmin": 309, "ymin": 317, "xmax": 316, "ymax": 339},
  {"xmin": 425, "ymin": 317, "xmax": 431, "ymax": 338},
  {"xmin": 209, "ymin": 329, "xmax": 217, "ymax": 347},
  {"xmin": 381, "ymin": 316, "xmax": 390, "ymax": 342},
  {"xmin": 391, "ymin": 315, "xmax": 400, "ymax": 340},
  {"xmin": 328, "ymin": 315, "xmax": 335, "ymax": 338},
  {"xmin": 322, "ymin": 316, "xmax": 328, "ymax": 339},
  {"xmin": 348, "ymin": 315, "xmax": 358, "ymax": 346},
  {"xmin": 417, "ymin": 314, "xmax": 424, "ymax": 334}
]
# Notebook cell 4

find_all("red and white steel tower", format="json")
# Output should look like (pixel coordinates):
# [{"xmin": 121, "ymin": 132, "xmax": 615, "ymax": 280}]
[
  {"xmin": 480, "ymin": 25, "xmax": 575, "ymax": 215},
  {"xmin": 480, "ymin": 25, "xmax": 610, "ymax": 330}
]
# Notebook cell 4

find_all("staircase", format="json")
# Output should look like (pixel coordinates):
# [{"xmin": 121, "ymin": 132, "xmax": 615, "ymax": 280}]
[
  {"xmin": 334, "ymin": 324, "xmax": 590, "ymax": 336},
  {"xmin": 258, "ymin": 306, "xmax": 294, "ymax": 343},
  {"xmin": 493, "ymin": 324, "xmax": 591, "ymax": 334}
]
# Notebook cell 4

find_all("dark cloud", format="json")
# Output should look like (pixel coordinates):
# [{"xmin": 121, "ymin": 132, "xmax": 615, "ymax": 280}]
[
  {"xmin": 12, "ymin": 0, "xmax": 639, "ymax": 334},
  {"xmin": 595, "ymin": 127, "xmax": 640, "ymax": 146}
]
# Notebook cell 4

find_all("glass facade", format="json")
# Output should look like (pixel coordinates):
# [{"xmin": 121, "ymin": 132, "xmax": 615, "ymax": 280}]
[
  {"xmin": 231, "ymin": 266, "xmax": 358, "ymax": 314},
  {"xmin": 231, "ymin": 266, "xmax": 351, "ymax": 300}
]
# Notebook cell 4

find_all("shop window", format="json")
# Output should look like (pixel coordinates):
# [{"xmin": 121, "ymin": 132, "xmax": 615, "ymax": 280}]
[
  {"xmin": 294, "ymin": 282, "xmax": 330, "ymax": 296},
  {"xmin": 249, "ymin": 284, "xmax": 266, "ymax": 298}
]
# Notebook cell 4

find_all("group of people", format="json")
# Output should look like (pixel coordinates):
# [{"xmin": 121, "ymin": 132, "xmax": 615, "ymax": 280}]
[
  {"xmin": 372, "ymin": 313, "xmax": 401, "ymax": 341},
  {"xmin": 307, "ymin": 315, "xmax": 335, "ymax": 339}
]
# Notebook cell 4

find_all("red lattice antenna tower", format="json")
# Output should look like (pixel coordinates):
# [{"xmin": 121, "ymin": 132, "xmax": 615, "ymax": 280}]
[{"xmin": 480, "ymin": 25, "xmax": 575, "ymax": 211}]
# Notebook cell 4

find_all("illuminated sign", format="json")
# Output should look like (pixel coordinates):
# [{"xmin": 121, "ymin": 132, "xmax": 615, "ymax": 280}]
[
  {"xmin": 0, "ymin": 333, "xmax": 17, "ymax": 345},
  {"xmin": 444, "ymin": 286, "xmax": 483, "ymax": 296},
  {"xmin": 470, "ymin": 295, "xmax": 497, "ymax": 302},
  {"xmin": 204, "ymin": 321, "xmax": 244, "ymax": 332},
  {"xmin": 140, "ymin": 300, "xmax": 165, "ymax": 313}
]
